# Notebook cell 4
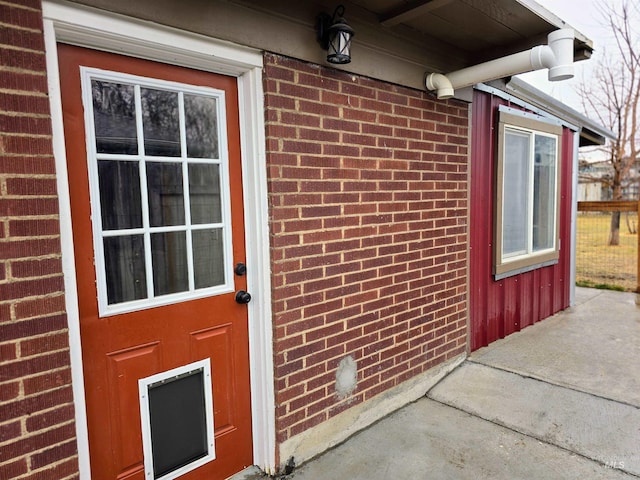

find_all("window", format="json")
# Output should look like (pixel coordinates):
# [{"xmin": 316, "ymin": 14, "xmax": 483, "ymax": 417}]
[
  {"xmin": 81, "ymin": 68, "xmax": 233, "ymax": 315},
  {"xmin": 494, "ymin": 110, "xmax": 563, "ymax": 279}
]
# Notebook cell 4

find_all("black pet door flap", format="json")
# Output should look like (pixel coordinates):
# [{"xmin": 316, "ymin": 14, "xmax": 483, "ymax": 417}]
[{"xmin": 139, "ymin": 359, "xmax": 215, "ymax": 480}]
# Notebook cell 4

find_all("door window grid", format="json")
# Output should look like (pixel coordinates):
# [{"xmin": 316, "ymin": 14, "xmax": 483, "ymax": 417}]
[{"xmin": 80, "ymin": 67, "xmax": 234, "ymax": 316}]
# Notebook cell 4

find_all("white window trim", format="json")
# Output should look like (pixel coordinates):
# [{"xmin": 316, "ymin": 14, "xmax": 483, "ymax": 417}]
[
  {"xmin": 494, "ymin": 110, "xmax": 563, "ymax": 280},
  {"xmin": 43, "ymin": 2, "xmax": 275, "ymax": 476}
]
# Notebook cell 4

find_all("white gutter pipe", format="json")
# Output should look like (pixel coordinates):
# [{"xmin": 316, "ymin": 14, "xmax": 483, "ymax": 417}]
[{"xmin": 425, "ymin": 29, "xmax": 575, "ymax": 100}]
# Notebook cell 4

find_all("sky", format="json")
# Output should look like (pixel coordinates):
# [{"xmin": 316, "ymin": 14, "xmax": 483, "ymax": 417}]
[{"xmin": 517, "ymin": 0, "xmax": 622, "ymax": 112}]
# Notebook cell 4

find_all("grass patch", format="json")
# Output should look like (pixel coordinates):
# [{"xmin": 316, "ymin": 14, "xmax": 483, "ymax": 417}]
[
  {"xmin": 575, "ymin": 279, "xmax": 626, "ymax": 291},
  {"xmin": 576, "ymin": 212, "xmax": 637, "ymax": 292}
]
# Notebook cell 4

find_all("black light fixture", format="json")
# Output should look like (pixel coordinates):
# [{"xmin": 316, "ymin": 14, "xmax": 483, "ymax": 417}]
[{"xmin": 317, "ymin": 5, "xmax": 355, "ymax": 64}]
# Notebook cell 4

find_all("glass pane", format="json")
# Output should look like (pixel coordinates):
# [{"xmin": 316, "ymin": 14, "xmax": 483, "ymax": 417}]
[
  {"xmin": 99, "ymin": 160, "xmax": 143, "ymax": 230},
  {"xmin": 502, "ymin": 129, "xmax": 530, "ymax": 257},
  {"xmin": 192, "ymin": 229, "xmax": 225, "ymax": 288},
  {"xmin": 185, "ymin": 95, "xmax": 218, "ymax": 158},
  {"xmin": 533, "ymin": 135, "xmax": 557, "ymax": 251},
  {"xmin": 104, "ymin": 235, "xmax": 147, "ymax": 304},
  {"xmin": 147, "ymin": 162, "xmax": 185, "ymax": 227},
  {"xmin": 92, "ymin": 80, "xmax": 137, "ymax": 154},
  {"xmin": 189, "ymin": 164, "xmax": 222, "ymax": 224},
  {"xmin": 151, "ymin": 231, "xmax": 189, "ymax": 296},
  {"xmin": 142, "ymin": 88, "xmax": 181, "ymax": 157}
]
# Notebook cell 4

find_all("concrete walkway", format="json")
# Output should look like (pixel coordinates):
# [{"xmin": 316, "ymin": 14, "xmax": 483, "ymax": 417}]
[{"xmin": 279, "ymin": 288, "xmax": 640, "ymax": 479}]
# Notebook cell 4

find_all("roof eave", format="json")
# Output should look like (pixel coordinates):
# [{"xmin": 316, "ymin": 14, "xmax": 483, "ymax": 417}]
[
  {"xmin": 513, "ymin": 0, "xmax": 594, "ymax": 59},
  {"xmin": 504, "ymin": 76, "xmax": 616, "ymax": 146}
]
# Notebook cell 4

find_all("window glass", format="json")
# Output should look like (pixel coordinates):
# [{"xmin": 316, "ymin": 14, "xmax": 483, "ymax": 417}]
[
  {"xmin": 147, "ymin": 162, "xmax": 185, "ymax": 227},
  {"xmin": 142, "ymin": 88, "xmax": 181, "ymax": 157},
  {"xmin": 98, "ymin": 160, "xmax": 143, "ymax": 230},
  {"xmin": 192, "ymin": 228, "xmax": 225, "ymax": 288},
  {"xmin": 533, "ymin": 135, "xmax": 557, "ymax": 251},
  {"xmin": 189, "ymin": 164, "xmax": 221, "ymax": 224},
  {"xmin": 104, "ymin": 235, "xmax": 147, "ymax": 304},
  {"xmin": 185, "ymin": 95, "xmax": 218, "ymax": 158},
  {"xmin": 503, "ymin": 129, "xmax": 530, "ymax": 257},
  {"xmin": 92, "ymin": 80, "xmax": 137, "ymax": 154},
  {"xmin": 151, "ymin": 231, "xmax": 189, "ymax": 296}
]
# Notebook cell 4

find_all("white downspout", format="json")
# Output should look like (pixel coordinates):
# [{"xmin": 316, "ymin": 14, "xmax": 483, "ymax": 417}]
[{"xmin": 426, "ymin": 29, "xmax": 575, "ymax": 99}]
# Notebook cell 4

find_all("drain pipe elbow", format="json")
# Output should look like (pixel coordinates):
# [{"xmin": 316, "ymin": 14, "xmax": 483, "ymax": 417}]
[
  {"xmin": 529, "ymin": 45, "xmax": 555, "ymax": 71},
  {"xmin": 425, "ymin": 28, "xmax": 575, "ymax": 99},
  {"xmin": 425, "ymin": 73, "xmax": 454, "ymax": 100}
]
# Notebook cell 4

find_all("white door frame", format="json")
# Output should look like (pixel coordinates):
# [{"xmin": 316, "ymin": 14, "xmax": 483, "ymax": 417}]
[{"xmin": 43, "ymin": 2, "xmax": 275, "ymax": 476}]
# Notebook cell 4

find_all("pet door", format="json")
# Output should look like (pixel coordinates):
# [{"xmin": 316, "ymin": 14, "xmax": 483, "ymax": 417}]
[{"xmin": 139, "ymin": 359, "xmax": 215, "ymax": 479}]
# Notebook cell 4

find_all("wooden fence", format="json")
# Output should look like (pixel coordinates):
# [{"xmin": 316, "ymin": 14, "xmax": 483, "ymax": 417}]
[{"xmin": 577, "ymin": 200, "xmax": 640, "ymax": 292}]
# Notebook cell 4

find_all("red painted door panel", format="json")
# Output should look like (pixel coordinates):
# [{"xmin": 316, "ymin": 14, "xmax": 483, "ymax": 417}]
[{"xmin": 58, "ymin": 44, "xmax": 253, "ymax": 480}]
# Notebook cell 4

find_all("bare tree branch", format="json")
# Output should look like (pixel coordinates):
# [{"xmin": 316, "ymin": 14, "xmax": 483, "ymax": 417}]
[{"xmin": 577, "ymin": 0, "xmax": 640, "ymax": 244}]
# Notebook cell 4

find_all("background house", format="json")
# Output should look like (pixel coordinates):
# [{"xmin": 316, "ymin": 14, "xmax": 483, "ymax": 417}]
[
  {"xmin": 578, "ymin": 158, "xmax": 640, "ymax": 201},
  {"xmin": 0, "ymin": 1, "xmax": 610, "ymax": 479}
]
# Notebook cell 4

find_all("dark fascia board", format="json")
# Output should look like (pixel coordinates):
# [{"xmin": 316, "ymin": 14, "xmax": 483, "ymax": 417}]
[
  {"xmin": 374, "ymin": 0, "xmax": 594, "ymax": 64},
  {"xmin": 512, "ymin": 0, "xmax": 593, "ymax": 59}
]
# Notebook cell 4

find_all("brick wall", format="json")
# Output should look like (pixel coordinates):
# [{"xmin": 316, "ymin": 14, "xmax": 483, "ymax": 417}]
[
  {"xmin": 264, "ymin": 53, "xmax": 468, "ymax": 447},
  {"xmin": 0, "ymin": 1, "xmax": 79, "ymax": 479}
]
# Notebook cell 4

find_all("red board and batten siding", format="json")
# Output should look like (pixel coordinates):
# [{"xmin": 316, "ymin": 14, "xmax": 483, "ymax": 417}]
[
  {"xmin": 264, "ymin": 53, "xmax": 469, "ymax": 448},
  {"xmin": 469, "ymin": 89, "xmax": 573, "ymax": 351}
]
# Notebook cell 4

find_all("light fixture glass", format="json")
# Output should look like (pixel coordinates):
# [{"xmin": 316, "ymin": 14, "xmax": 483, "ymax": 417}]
[{"xmin": 318, "ymin": 5, "xmax": 355, "ymax": 65}]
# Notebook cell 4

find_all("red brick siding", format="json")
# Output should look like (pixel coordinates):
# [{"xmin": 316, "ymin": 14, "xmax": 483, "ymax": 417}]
[
  {"xmin": 0, "ymin": 1, "xmax": 78, "ymax": 478},
  {"xmin": 264, "ymin": 53, "xmax": 468, "ymax": 445}
]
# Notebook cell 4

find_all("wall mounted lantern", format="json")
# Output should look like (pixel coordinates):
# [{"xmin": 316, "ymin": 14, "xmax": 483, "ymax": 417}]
[{"xmin": 317, "ymin": 5, "xmax": 355, "ymax": 64}]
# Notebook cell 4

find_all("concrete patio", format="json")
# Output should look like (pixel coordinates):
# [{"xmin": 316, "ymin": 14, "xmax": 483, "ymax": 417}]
[{"xmin": 264, "ymin": 287, "xmax": 640, "ymax": 479}]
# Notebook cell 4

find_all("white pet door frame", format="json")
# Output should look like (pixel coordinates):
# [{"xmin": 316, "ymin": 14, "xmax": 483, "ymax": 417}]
[{"xmin": 139, "ymin": 359, "xmax": 215, "ymax": 480}]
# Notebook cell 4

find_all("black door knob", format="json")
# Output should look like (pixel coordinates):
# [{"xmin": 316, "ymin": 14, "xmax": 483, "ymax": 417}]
[
  {"xmin": 234, "ymin": 262, "xmax": 247, "ymax": 276},
  {"xmin": 235, "ymin": 290, "xmax": 252, "ymax": 304}
]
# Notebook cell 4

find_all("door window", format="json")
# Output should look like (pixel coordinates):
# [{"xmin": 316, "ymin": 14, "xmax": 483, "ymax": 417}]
[{"xmin": 81, "ymin": 68, "xmax": 233, "ymax": 315}]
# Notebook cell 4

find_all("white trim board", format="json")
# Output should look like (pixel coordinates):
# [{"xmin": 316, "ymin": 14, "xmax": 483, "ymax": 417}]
[{"xmin": 43, "ymin": 1, "xmax": 275, "ymax": 476}]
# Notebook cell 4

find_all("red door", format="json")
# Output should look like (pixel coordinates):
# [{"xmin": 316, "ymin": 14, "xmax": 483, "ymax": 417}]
[{"xmin": 58, "ymin": 44, "xmax": 253, "ymax": 480}]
